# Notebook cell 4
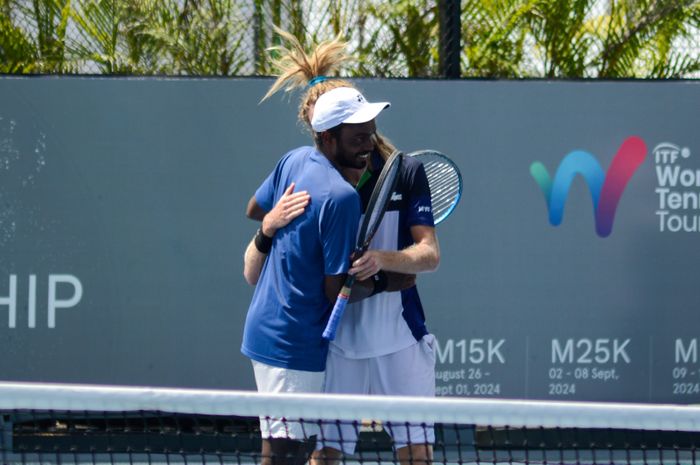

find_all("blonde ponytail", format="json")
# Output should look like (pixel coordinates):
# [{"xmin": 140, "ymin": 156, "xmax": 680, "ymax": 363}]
[{"xmin": 261, "ymin": 27, "xmax": 354, "ymax": 130}]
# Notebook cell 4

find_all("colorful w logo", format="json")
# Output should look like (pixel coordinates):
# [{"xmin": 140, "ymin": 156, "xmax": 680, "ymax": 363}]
[{"xmin": 530, "ymin": 136, "xmax": 647, "ymax": 238}]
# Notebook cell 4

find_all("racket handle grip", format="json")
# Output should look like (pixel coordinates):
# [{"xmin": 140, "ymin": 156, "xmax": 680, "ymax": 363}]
[{"xmin": 322, "ymin": 285, "xmax": 352, "ymax": 340}]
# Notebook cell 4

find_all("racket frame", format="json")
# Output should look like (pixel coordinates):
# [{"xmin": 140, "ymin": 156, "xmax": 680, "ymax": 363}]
[{"xmin": 322, "ymin": 149, "xmax": 403, "ymax": 340}]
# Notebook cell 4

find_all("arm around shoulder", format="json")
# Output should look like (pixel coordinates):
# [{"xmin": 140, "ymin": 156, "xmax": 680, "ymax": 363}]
[
  {"xmin": 243, "ymin": 238, "xmax": 266, "ymax": 286},
  {"xmin": 246, "ymin": 196, "xmax": 266, "ymax": 221}
]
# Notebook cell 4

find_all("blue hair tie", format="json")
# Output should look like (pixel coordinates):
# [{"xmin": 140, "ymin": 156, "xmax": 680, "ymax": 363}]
[{"xmin": 307, "ymin": 75, "xmax": 328, "ymax": 88}]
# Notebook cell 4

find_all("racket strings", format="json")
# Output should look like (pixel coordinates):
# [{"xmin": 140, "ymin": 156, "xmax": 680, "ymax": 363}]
[
  {"xmin": 410, "ymin": 151, "xmax": 462, "ymax": 224},
  {"xmin": 425, "ymin": 166, "xmax": 460, "ymax": 212}
]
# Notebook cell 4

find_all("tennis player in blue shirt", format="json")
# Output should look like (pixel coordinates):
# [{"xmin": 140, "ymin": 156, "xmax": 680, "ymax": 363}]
[{"xmin": 242, "ymin": 83, "xmax": 391, "ymax": 465}]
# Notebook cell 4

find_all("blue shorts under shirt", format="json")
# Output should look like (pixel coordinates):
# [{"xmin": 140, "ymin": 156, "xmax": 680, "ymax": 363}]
[{"xmin": 241, "ymin": 146, "xmax": 360, "ymax": 372}]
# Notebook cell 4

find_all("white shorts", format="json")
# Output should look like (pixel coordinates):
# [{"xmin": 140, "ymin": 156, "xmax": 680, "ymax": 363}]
[
  {"xmin": 318, "ymin": 335, "xmax": 436, "ymax": 454},
  {"xmin": 252, "ymin": 360, "xmax": 325, "ymax": 440}
]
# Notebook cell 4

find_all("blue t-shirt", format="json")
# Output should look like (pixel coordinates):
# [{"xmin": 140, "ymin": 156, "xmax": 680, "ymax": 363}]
[{"xmin": 241, "ymin": 146, "xmax": 360, "ymax": 371}]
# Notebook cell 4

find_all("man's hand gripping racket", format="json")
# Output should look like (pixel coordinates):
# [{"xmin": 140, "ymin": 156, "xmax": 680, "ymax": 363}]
[{"xmin": 322, "ymin": 150, "xmax": 403, "ymax": 340}]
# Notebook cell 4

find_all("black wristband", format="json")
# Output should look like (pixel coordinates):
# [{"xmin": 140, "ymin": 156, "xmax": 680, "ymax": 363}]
[
  {"xmin": 369, "ymin": 270, "xmax": 388, "ymax": 296},
  {"xmin": 254, "ymin": 228, "xmax": 273, "ymax": 254}
]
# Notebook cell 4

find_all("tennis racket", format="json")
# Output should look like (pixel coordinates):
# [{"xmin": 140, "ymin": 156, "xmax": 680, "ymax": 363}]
[
  {"xmin": 322, "ymin": 149, "xmax": 404, "ymax": 341},
  {"xmin": 407, "ymin": 150, "xmax": 462, "ymax": 225}
]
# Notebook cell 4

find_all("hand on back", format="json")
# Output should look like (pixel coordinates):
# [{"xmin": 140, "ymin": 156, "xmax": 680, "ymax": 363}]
[{"xmin": 262, "ymin": 182, "xmax": 310, "ymax": 236}]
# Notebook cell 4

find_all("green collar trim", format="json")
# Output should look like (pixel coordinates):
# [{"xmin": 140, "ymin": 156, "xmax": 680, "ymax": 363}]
[{"xmin": 356, "ymin": 169, "xmax": 372, "ymax": 191}]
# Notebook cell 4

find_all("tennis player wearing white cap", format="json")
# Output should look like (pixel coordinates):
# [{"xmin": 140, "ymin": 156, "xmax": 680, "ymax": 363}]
[{"xmin": 242, "ymin": 86, "xmax": 392, "ymax": 465}]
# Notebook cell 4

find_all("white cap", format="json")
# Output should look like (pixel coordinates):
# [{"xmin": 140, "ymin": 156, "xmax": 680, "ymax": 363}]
[{"xmin": 311, "ymin": 87, "xmax": 390, "ymax": 132}]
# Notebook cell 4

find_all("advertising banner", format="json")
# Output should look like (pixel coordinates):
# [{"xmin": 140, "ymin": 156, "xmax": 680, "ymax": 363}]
[{"xmin": 1, "ymin": 77, "xmax": 698, "ymax": 403}]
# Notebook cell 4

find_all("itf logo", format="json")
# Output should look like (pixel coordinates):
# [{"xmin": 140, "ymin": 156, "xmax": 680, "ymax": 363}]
[{"xmin": 530, "ymin": 136, "xmax": 647, "ymax": 237}]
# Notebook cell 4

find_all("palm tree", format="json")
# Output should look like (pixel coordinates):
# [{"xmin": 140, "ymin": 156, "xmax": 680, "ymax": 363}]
[
  {"xmin": 355, "ymin": 0, "xmax": 440, "ymax": 77},
  {"xmin": 461, "ymin": 0, "xmax": 700, "ymax": 78},
  {"xmin": 524, "ymin": 0, "xmax": 599, "ymax": 77},
  {"xmin": 461, "ymin": 0, "xmax": 535, "ymax": 77},
  {"xmin": 0, "ymin": 1, "xmax": 37, "ymax": 73},
  {"xmin": 67, "ymin": 0, "xmax": 136, "ymax": 74},
  {"xmin": 595, "ymin": 0, "xmax": 700, "ymax": 78},
  {"xmin": 133, "ymin": 0, "xmax": 251, "ymax": 75},
  {"xmin": 1, "ymin": 0, "xmax": 72, "ymax": 73},
  {"xmin": 1, "ymin": 0, "xmax": 698, "ymax": 78}
]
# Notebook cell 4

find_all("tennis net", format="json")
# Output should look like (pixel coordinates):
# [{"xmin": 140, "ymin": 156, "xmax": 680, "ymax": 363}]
[{"xmin": 1, "ymin": 381, "xmax": 699, "ymax": 465}]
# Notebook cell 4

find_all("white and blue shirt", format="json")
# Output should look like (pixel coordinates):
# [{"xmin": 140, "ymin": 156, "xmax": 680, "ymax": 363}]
[
  {"xmin": 331, "ymin": 152, "xmax": 435, "ymax": 359},
  {"xmin": 241, "ymin": 146, "xmax": 360, "ymax": 372}
]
